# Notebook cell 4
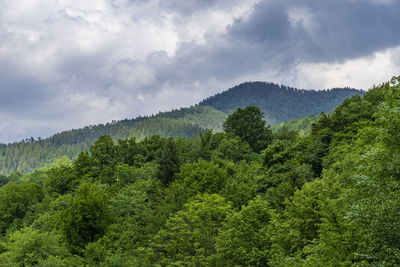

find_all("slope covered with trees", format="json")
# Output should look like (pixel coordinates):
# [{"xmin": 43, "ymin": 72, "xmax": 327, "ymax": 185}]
[
  {"xmin": 0, "ymin": 82, "xmax": 361, "ymax": 175},
  {"xmin": 0, "ymin": 77, "xmax": 398, "ymax": 266},
  {"xmin": 270, "ymin": 114, "xmax": 319, "ymax": 137},
  {"xmin": 0, "ymin": 106, "xmax": 226, "ymax": 174},
  {"xmin": 199, "ymin": 81, "xmax": 363, "ymax": 124}
]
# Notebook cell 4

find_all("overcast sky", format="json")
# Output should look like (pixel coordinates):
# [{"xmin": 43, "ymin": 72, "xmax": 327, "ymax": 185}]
[{"xmin": 1, "ymin": 0, "xmax": 400, "ymax": 143}]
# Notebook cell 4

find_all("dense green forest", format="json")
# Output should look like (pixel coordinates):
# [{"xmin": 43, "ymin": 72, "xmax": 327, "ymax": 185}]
[
  {"xmin": 199, "ymin": 82, "xmax": 363, "ymax": 124},
  {"xmin": 0, "ymin": 106, "xmax": 226, "ymax": 174},
  {"xmin": 270, "ymin": 114, "xmax": 319, "ymax": 137},
  {"xmin": 0, "ymin": 82, "xmax": 361, "ymax": 175},
  {"xmin": 0, "ymin": 77, "xmax": 398, "ymax": 266}
]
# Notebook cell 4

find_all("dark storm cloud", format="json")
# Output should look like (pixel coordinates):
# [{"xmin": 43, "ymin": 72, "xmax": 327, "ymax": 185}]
[
  {"xmin": 151, "ymin": 0, "xmax": 400, "ymax": 86},
  {"xmin": 229, "ymin": 1, "xmax": 290, "ymax": 44},
  {"xmin": 241, "ymin": 0, "xmax": 400, "ymax": 62},
  {"xmin": 159, "ymin": 0, "xmax": 241, "ymax": 15},
  {"xmin": 0, "ymin": 67, "xmax": 49, "ymax": 112}
]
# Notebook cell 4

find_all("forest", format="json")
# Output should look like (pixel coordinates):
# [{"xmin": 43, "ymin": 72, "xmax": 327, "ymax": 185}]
[
  {"xmin": 0, "ymin": 77, "xmax": 398, "ymax": 266},
  {"xmin": 0, "ymin": 82, "xmax": 361, "ymax": 175},
  {"xmin": 199, "ymin": 82, "xmax": 363, "ymax": 124}
]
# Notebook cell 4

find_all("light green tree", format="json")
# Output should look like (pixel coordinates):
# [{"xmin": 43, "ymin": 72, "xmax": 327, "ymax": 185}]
[{"xmin": 150, "ymin": 194, "xmax": 233, "ymax": 265}]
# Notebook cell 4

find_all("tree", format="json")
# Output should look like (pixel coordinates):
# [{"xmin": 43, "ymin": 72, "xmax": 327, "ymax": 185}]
[
  {"xmin": 0, "ymin": 227, "xmax": 65, "ymax": 266},
  {"xmin": 211, "ymin": 134, "xmax": 254, "ymax": 163},
  {"xmin": 117, "ymin": 138, "xmax": 146, "ymax": 167},
  {"xmin": 90, "ymin": 135, "xmax": 116, "ymax": 167},
  {"xmin": 0, "ymin": 182, "xmax": 43, "ymax": 234},
  {"xmin": 74, "ymin": 151, "xmax": 93, "ymax": 179},
  {"xmin": 178, "ymin": 159, "xmax": 228, "ymax": 195},
  {"xmin": 214, "ymin": 197, "xmax": 272, "ymax": 266},
  {"xmin": 90, "ymin": 135, "xmax": 117, "ymax": 183},
  {"xmin": 223, "ymin": 106, "xmax": 272, "ymax": 152},
  {"xmin": 60, "ymin": 182, "xmax": 111, "ymax": 254},
  {"xmin": 198, "ymin": 129, "xmax": 213, "ymax": 160},
  {"xmin": 150, "ymin": 194, "xmax": 233, "ymax": 265},
  {"xmin": 45, "ymin": 158, "xmax": 75, "ymax": 194},
  {"xmin": 156, "ymin": 137, "xmax": 180, "ymax": 187}
]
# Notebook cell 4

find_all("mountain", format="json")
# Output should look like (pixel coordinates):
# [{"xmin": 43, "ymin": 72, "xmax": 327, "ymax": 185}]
[
  {"xmin": 199, "ymin": 82, "xmax": 363, "ymax": 124},
  {"xmin": 0, "ymin": 78, "xmax": 397, "ymax": 266},
  {"xmin": 0, "ymin": 82, "xmax": 363, "ymax": 174}
]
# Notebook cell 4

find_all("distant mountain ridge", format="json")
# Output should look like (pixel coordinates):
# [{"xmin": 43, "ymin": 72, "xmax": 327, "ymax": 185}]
[
  {"xmin": 199, "ymin": 82, "xmax": 363, "ymax": 124},
  {"xmin": 0, "ymin": 82, "xmax": 363, "ymax": 174}
]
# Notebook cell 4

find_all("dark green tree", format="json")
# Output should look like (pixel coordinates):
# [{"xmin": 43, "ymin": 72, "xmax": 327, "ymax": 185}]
[
  {"xmin": 74, "ymin": 151, "xmax": 93, "ymax": 179},
  {"xmin": 223, "ymin": 106, "xmax": 272, "ymax": 152},
  {"xmin": 60, "ymin": 182, "xmax": 111, "ymax": 254},
  {"xmin": 45, "ymin": 164, "xmax": 75, "ymax": 195},
  {"xmin": 0, "ymin": 174, "xmax": 10, "ymax": 187},
  {"xmin": 117, "ymin": 138, "xmax": 146, "ymax": 167},
  {"xmin": 90, "ymin": 135, "xmax": 117, "ymax": 184},
  {"xmin": 90, "ymin": 135, "xmax": 116, "ymax": 165},
  {"xmin": 156, "ymin": 137, "xmax": 180, "ymax": 187},
  {"xmin": 0, "ymin": 182, "xmax": 43, "ymax": 234}
]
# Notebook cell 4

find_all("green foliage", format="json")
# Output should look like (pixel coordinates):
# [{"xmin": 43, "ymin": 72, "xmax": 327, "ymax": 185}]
[
  {"xmin": 45, "ymin": 161, "xmax": 75, "ymax": 195},
  {"xmin": 211, "ymin": 134, "xmax": 255, "ymax": 162},
  {"xmin": 200, "ymin": 81, "xmax": 363, "ymax": 124},
  {"xmin": 0, "ymin": 105, "xmax": 224, "ymax": 175},
  {"xmin": 0, "ymin": 182, "xmax": 43, "ymax": 234},
  {"xmin": 0, "ymin": 227, "xmax": 66, "ymax": 266},
  {"xmin": 178, "ymin": 160, "xmax": 228, "ymax": 195},
  {"xmin": 198, "ymin": 129, "xmax": 214, "ymax": 160},
  {"xmin": 156, "ymin": 137, "xmax": 180, "ymax": 187},
  {"xmin": 221, "ymin": 161, "xmax": 260, "ymax": 209},
  {"xmin": 116, "ymin": 138, "xmax": 146, "ymax": 167},
  {"xmin": 74, "ymin": 151, "xmax": 92, "ymax": 179},
  {"xmin": 0, "ymin": 83, "xmax": 360, "ymax": 175},
  {"xmin": 214, "ymin": 197, "xmax": 272, "ymax": 266},
  {"xmin": 306, "ymin": 127, "xmax": 333, "ymax": 177},
  {"xmin": 224, "ymin": 106, "xmax": 272, "ymax": 152},
  {"xmin": 0, "ymin": 78, "xmax": 398, "ymax": 266},
  {"xmin": 60, "ymin": 182, "xmax": 111, "ymax": 254},
  {"xmin": 0, "ymin": 175, "xmax": 10, "ymax": 187},
  {"xmin": 90, "ymin": 135, "xmax": 117, "ymax": 184},
  {"xmin": 271, "ymin": 114, "xmax": 318, "ymax": 137},
  {"xmin": 150, "ymin": 194, "xmax": 233, "ymax": 265}
]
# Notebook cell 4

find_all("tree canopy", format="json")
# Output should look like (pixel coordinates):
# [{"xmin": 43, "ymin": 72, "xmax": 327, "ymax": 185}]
[
  {"xmin": 0, "ymin": 77, "xmax": 397, "ymax": 266},
  {"xmin": 223, "ymin": 106, "xmax": 272, "ymax": 152}
]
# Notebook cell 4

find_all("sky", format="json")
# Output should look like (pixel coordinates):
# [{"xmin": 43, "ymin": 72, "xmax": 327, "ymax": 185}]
[{"xmin": 1, "ymin": 0, "xmax": 400, "ymax": 143}]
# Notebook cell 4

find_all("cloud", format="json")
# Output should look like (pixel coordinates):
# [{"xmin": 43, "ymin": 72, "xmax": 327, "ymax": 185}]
[
  {"xmin": 166, "ymin": 0, "xmax": 400, "ymax": 77},
  {"xmin": 0, "ymin": 0, "xmax": 399, "ymax": 142},
  {"xmin": 294, "ymin": 46, "xmax": 400, "ymax": 90},
  {"xmin": 134, "ymin": 0, "xmax": 400, "ymax": 91}
]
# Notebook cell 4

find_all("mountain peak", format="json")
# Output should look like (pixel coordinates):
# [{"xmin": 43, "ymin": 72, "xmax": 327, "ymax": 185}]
[{"xmin": 199, "ymin": 81, "xmax": 363, "ymax": 124}]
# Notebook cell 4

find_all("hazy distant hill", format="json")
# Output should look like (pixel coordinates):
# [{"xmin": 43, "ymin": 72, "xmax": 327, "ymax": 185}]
[
  {"xmin": 199, "ymin": 82, "xmax": 363, "ymax": 124},
  {"xmin": 0, "ymin": 105, "xmax": 226, "ymax": 174},
  {"xmin": 0, "ymin": 82, "xmax": 363, "ymax": 174}
]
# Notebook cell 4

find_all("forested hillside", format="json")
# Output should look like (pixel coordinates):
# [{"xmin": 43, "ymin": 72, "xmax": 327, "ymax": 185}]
[
  {"xmin": 270, "ymin": 114, "xmax": 319, "ymax": 137},
  {"xmin": 0, "ymin": 106, "xmax": 226, "ymax": 174},
  {"xmin": 200, "ymin": 82, "xmax": 363, "ymax": 124},
  {"xmin": 0, "ymin": 82, "xmax": 361, "ymax": 174},
  {"xmin": 0, "ymin": 77, "xmax": 398, "ymax": 266}
]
